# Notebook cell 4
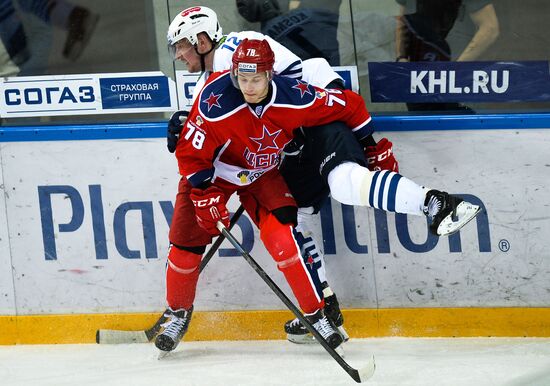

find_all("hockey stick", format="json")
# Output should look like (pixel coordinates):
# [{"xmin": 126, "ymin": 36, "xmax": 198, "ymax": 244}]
[
  {"xmin": 216, "ymin": 222, "xmax": 375, "ymax": 383},
  {"xmin": 95, "ymin": 205, "xmax": 246, "ymax": 344}
]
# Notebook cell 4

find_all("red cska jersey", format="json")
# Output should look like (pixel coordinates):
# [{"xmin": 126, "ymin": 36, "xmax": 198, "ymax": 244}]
[{"xmin": 176, "ymin": 70, "xmax": 372, "ymax": 188}]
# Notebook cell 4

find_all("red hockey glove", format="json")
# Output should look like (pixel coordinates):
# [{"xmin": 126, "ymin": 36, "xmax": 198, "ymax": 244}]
[
  {"xmin": 365, "ymin": 137, "xmax": 399, "ymax": 173},
  {"xmin": 189, "ymin": 186, "xmax": 230, "ymax": 235}
]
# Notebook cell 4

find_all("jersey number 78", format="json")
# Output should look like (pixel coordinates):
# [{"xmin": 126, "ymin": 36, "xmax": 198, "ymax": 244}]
[{"xmin": 184, "ymin": 122, "xmax": 206, "ymax": 150}]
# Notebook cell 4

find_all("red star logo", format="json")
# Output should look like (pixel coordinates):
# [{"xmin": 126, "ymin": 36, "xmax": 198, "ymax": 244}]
[
  {"xmin": 202, "ymin": 92, "xmax": 222, "ymax": 111},
  {"xmin": 292, "ymin": 80, "xmax": 312, "ymax": 98},
  {"xmin": 306, "ymin": 255, "xmax": 314, "ymax": 269},
  {"xmin": 250, "ymin": 125, "xmax": 282, "ymax": 152}
]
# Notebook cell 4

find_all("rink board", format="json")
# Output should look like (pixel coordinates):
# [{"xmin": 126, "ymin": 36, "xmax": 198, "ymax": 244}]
[{"xmin": 0, "ymin": 120, "xmax": 549, "ymax": 343}]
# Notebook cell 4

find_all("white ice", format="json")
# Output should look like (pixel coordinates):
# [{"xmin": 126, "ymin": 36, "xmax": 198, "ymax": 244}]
[{"xmin": 1, "ymin": 338, "xmax": 549, "ymax": 386}]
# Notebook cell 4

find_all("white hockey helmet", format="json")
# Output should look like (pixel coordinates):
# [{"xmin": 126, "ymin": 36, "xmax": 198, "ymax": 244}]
[{"xmin": 167, "ymin": 6, "xmax": 222, "ymax": 57}]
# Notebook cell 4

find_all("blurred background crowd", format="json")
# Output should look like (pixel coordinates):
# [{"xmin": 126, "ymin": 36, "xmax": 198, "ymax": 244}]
[{"xmin": 1, "ymin": 0, "xmax": 549, "ymax": 123}]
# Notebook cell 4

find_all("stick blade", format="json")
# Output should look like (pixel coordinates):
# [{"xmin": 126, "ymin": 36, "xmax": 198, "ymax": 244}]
[
  {"xmin": 355, "ymin": 355, "xmax": 376, "ymax": 383},
  {"xmin": 96, "ymin": 329, "xmax": 150, "ymax": 344}
]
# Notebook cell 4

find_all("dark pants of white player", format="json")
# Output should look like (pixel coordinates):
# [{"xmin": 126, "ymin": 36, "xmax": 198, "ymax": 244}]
[{"xmin": 280, "ymin": 121, "xmax": 366, "ymax": 213}]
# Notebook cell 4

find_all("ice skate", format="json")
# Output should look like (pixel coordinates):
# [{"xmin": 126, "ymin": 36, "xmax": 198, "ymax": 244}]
[
  {"xmin": 155, "ymin": 306, "xmax": 193, "ymax": 357},
  {"xmin": 322, "ymin": 284, "xmax": 349, "ymax": 342},
  {"xmin": 285, "ymin": 282, "xmax": 348, "ymax": 344},
  {"xmin": 305, "ymin": 309, "xmax": 343, "ymax": 350},
  {"xmin": 424, "ymin": 190, "xmax": 481, "ymax": 236}
]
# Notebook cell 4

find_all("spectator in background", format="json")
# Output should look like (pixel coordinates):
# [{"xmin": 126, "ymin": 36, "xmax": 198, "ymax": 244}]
[
  {"xmin": 0, "ymin": 0, "xmax": 98, "ymax": 76},
  {"xmin": 236, "ymin": 0, "xmax": 342, "ymax": 65},
  {"xmin": 395, "ymin": 0, "xmax": 499, "ymax": 112}
]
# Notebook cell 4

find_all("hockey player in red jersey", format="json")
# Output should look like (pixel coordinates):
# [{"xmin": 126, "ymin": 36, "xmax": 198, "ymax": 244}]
[
  {"xmin": 164, "ymin": 5, "xmax": 395, "ymax": 344},
  {"xmin": 156, "ymin": 38, "xmax": 482, "ymax": 353},
  {"xmin": 161, "ymin": 5, "xmax": 484, "ymax": 347},
  {"xmin": 155, "ymin": 38, "xmax": 371, "ymax": 353}
]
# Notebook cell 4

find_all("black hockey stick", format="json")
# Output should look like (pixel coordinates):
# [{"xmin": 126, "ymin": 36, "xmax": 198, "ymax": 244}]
[
  {"xmin": 215, "ymin": 222, "xmax": 375, "ymax": 383},
  {"xmin": 95, "ymin": 206, "xmax": 245, "ymax": 344}
]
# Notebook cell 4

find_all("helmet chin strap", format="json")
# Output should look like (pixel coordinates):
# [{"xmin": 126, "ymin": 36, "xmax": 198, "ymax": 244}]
[{"xmin": 194, "ymin": 38, "xmax": 218, "ymax": 72}]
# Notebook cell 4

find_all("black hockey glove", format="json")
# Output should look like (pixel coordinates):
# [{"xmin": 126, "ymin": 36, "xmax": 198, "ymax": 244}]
[{"xmin": 167, "ymin": 110, "xmax": 189, "ymax": 153}]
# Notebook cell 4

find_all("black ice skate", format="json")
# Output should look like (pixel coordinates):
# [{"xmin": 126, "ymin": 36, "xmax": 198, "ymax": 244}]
[
  {"xmin": 424, "ymin": 190, "xmax": 481, "ymax": 236},
  {"xmin": 155, "ymin": 306, "xmax": 193, "ymax": 355},
  {"xmin": 284, "ymin": 284, "xmax": 348, "ymax": 344},
  {"xmin": 304, "ymin": 309, "xmax": 343, "ymax": 350}
]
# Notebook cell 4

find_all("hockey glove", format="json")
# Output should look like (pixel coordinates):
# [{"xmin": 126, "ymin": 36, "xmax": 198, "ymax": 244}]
[
  {"xmin": 365, "ymin": 137, "xmax": 399, "ymax": 173},
  {"xmin": 189, "ymin": 186, "xmax": 230, "ymax": 235},
  {"xmin": 167, "ymin": 110, "xmax": 189, "ymax": 153}
]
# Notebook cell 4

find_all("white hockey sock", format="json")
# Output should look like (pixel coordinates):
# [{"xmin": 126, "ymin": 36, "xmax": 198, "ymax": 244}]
[
  {"xmin": 327, "ymin": 162, "xmax": 427, "ymax": 215},
  {"xmin": 296, "ymin": 208, "xmax": 327, "ymax": 283},
  {"xmin": 394, "ymin": 175, "xmax": 428, "ymax": 215}
]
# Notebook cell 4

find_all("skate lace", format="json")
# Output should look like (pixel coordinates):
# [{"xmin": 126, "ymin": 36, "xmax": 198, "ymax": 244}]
[
  {"xmin": 312, "ymin": 316, "xmax": 335, "ymax": 340},
  {"xmin": 161, "ymin": 314, "xmax": 188, "ymax": 340},
  {"xmin": 425, "ymin": 195, "xmax": 442, "ymax": 218},
  {"xmin": 288, "ymin": 318, "xmax": 301, "ymax": 328}
]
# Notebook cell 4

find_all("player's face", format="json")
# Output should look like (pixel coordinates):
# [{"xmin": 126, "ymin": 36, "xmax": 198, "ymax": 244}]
[
  {"xmin": 237, "ymin": 72, "xmax": 270, "ymax": 103},
  {"xmin": 174, "ymin": 39, "xmax": 201, "ymax": 72}
]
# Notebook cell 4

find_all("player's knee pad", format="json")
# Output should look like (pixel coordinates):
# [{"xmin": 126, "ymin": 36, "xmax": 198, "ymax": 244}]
[
  {"xmin": 327, "ymin": 162, "xmax": 374, "ymax": 206},
  {"xmin": 167, "ymin": 244, "xmax": 203, "ymax": 275},
  {"xmin": 271, "ymin": 205, "xmax": 297, "ymax": 226},
  {"xmin": 260, "ymin": 213, "xmax": 301, "ymax": 269}
]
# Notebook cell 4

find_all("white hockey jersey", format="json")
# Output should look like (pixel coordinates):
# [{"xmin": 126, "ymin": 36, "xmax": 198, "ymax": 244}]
[{"xmin": 190, "ymin": 31, "xmax": 342, "ymax": 104}]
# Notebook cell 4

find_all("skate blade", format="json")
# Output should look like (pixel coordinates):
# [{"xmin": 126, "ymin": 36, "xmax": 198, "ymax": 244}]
[
  {"xmin": 335, "ymin": 344, "xmax": 345, "ymax": 358},
  {"xmin": 337, "ymin": 325, "xmax": 350, "ymax": 342},
  {"xmin": 157, "ymin": 350, "xmax": 171, "ymax": 360},
  {"xmin": 288, "ymin": 328, "xmax": 350, "ymax": 345},
  {"xmin": 438, "ymin": 202, "xmax": 481, "ymax": 236},
  {"xmin": 287, "ymin": 333, "xmax": 316, "ymax": 344}
]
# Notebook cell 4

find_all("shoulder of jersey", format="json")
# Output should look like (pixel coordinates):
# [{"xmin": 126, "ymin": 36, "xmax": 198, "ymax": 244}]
[
  {"xmin": 198, "ymin": 71, "xmax": 246, "ymax": 121},
  {"xmin": 272, "ymin": 76, "xmax": 317, "ymax": 107}
]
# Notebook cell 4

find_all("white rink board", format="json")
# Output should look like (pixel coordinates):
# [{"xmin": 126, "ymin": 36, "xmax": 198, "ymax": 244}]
[
  {"xmin": 0, "ymin": 149, "xmax": 15, "ymax": 314},
  {"xmin": 382, "ymin": 130, "xmax": 550, "ymax": 307},
  {"xmin": 1, "ymin": 129, "xmax": 549, "ymax": 315}
]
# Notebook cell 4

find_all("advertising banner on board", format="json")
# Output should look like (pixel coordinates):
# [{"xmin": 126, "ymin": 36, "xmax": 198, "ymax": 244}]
[
  {"xmin": 0, "ymin": 72, "xmax": 178, "ymax": 117},
  {"xmin": 369, "ymin": 61, "xmax": 550, "ymax": 103},
  {"xmin": 2, "ymin": 129, "xmax": 548, "ymax": 314}
]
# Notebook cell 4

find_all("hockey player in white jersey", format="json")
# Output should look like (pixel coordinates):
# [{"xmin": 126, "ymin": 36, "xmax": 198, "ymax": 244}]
[{"xmin": 160, "ymin": 5, "xmax": 481, "ymax": 348}]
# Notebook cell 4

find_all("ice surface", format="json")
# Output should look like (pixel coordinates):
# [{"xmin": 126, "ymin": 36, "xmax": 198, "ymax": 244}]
[{"xmin": 1, "ymin": 337, "xmax": 549, "ymax": 386}]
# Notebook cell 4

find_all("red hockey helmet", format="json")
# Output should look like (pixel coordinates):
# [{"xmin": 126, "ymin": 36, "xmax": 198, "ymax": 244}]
[{"xmin": 231, "ymin": 38, "xmax": 275, "ymax": 75}]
